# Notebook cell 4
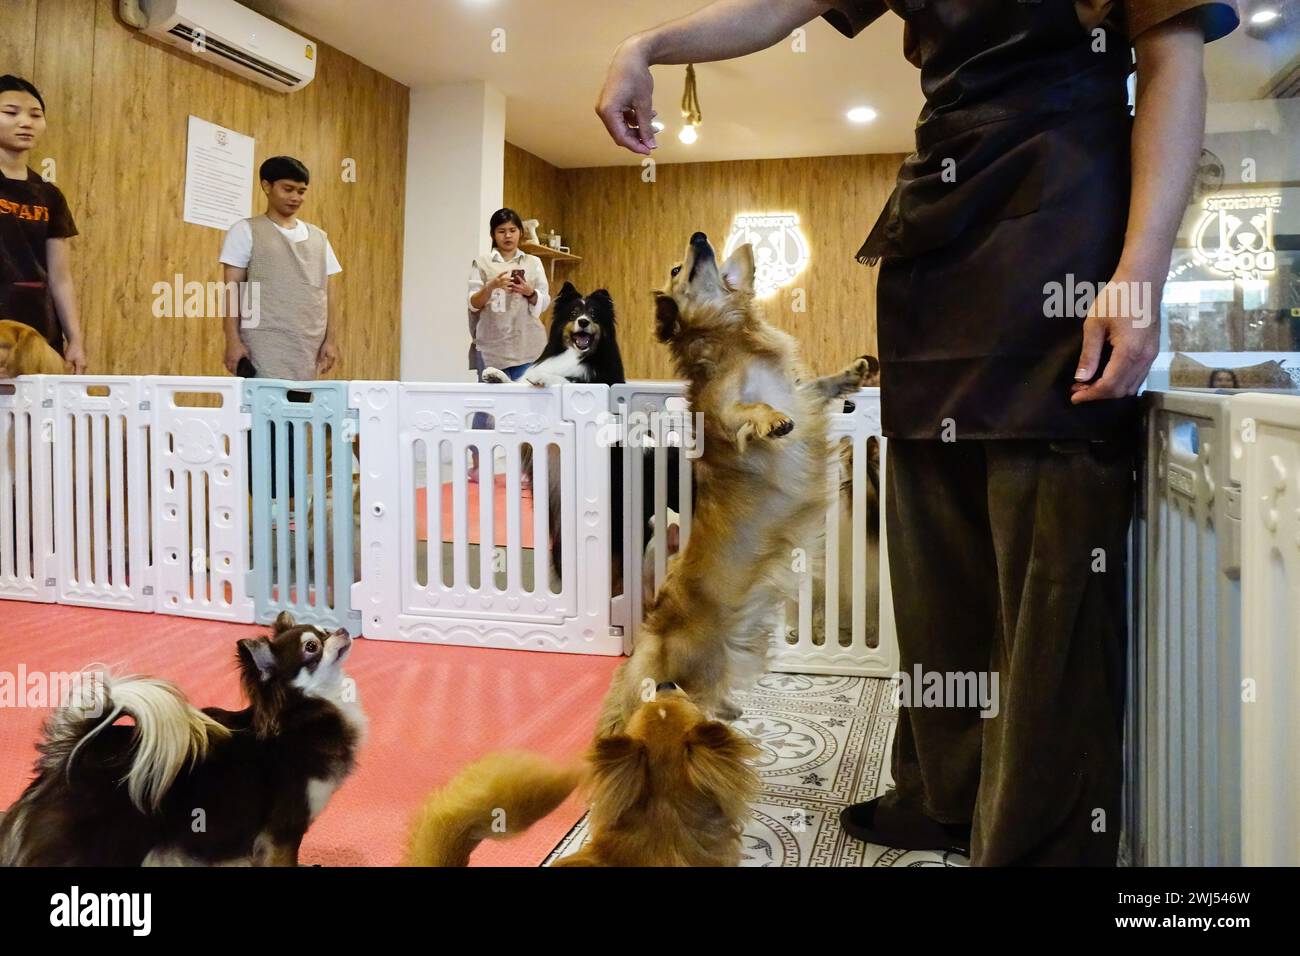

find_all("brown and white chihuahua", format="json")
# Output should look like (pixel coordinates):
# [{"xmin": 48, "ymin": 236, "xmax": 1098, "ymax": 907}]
[{"xmin": 0, "ymin": 612, "xmax": 364, "ymax": 866}]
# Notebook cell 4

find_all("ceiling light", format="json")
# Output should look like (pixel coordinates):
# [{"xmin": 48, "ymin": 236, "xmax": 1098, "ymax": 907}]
[
  {"xmin": 846, "ymin": 106, "xmax": 877, "ymax": 124},
  {"xmin": 1249, "ymin": 8, "xmax": 1279, "ymax": 24},
  {"xmin": 677, "ymin": 64, "xmax": 702, "ymax": 145}
]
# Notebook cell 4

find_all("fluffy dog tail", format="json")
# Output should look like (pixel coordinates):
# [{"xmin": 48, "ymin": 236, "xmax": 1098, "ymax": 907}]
[
  {"xmin": 404, "ymin": 752, "xmax": 582, "ymax": 867},
  {"xmin": 47, "ymin": 670, "xmax": 230, "ymax": 813}
]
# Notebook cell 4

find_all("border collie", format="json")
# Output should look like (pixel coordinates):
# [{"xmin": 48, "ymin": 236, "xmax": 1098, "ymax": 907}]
[
  {"xmin": 482, "ymin": 281, "xmax": 625, "ymax": 387},
  {"xmin": 482, "ymin": 283, "xmax": 689, "ymax": 593},
  {"xmin": 0, "ymin": 612, "xmax": 364, "ymax": 866}
]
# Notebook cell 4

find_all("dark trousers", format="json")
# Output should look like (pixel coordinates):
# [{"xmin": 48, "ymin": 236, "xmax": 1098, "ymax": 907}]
[{"xmin": 884, "ymin": 438, "xmax": 1134, "ymax": 866}]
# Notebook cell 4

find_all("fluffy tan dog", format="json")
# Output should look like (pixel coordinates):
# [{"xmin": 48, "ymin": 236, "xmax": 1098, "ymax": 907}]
[
  {"xmin": 0, "ymin": 319, "xmax": 66, "ymax": 377},
  {"xmin": 404, "ymin": 685, "xmax": 760, "ymax": 867},
  {"xmin": 596, "ymin": 233, "xmax": 871, "ymax": 735}
]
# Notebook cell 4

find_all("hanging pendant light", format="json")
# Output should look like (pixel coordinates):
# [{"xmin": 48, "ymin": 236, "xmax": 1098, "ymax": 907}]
[{"xmin": 679, "ymin": 63, "xmax": 702, "ymax": 144}]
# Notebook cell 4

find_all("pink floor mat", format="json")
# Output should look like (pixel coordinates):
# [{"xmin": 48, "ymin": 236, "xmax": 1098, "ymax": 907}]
[
  {"xmin": 415, "ymin": 477, "xmax": 536, "ymax": 547},
  {"xmin": 0, "ymin": 602, "xmax": 619, "ymax": 866}
]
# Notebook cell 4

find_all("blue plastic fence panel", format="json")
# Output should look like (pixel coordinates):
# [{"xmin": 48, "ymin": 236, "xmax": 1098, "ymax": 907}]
[{"xmin": 245, "ymin": 380, "xmax": 360, "ymax": 633}]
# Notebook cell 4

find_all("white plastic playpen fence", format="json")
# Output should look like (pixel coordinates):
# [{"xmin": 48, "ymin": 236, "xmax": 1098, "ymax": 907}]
[
  {"xmin": 608, "ymin": 383, "xmax": 897, "ymax": 677},
  {"xmin": 0, "ymin": 375, "xmax": 890, "ymax": 669},
  {"xmin": 351, "ymin": 379, "xmax": 616, "ymax": 654},
  {"xmin": 1125, "ymin": 388, "xmax": 1299, "ymax": 866},
  {"xmin": 0, "ymin": 377, "xmax": 54, "ymax": 604},
  {"xmin": 0, "ymin": 373, "xmax": 1295, "ymax": 864}
]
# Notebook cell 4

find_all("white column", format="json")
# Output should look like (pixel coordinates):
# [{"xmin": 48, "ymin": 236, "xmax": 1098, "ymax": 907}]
[{"xmin": 400, "ymin": 81, "xmax": 506, "ymax": 382}]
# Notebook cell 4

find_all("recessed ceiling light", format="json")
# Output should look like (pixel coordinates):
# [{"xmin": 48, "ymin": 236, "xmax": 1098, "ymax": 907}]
[
  {"xmin": 1250, "ymin": 8, "xmax": 1280, "ymax": 24},
  {"xmin": 846, "ymin": 106, "xmax": 877, "ymax": 124}
]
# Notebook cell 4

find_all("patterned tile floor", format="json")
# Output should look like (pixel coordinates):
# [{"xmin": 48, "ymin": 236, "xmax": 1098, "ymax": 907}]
[{"xmin": 546, "ymin": 674, "xmax": 970, "ymax": 867}]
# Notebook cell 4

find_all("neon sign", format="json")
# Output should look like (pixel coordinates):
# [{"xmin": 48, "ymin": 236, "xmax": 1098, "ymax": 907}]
[
  {"xmin": 722, "ymin": 212, "xmax": 810, "ymax": 299},
  {"xmin": 1192, "ymin": 193, "xmax": 1280, "ymax": 280}
]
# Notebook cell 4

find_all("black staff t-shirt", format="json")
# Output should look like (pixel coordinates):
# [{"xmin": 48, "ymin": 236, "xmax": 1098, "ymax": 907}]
[{"xmin": 0, "ymin": 168, "xmax": 78, "ymax": 353}]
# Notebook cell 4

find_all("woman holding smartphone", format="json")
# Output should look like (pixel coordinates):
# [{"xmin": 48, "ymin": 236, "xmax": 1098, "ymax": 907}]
[
  {"xmin": 467, "ymin": 207, "xmax": 550, "ymax": 381},
  {"xmin": 467, "ymin": 207, "xmax": 550, "ymax": 480}
]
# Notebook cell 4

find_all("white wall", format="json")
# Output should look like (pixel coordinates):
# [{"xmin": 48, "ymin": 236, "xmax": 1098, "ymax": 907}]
[{"xmin": 400, "ymin": 81, "xmax": 506, "ymax": 382}]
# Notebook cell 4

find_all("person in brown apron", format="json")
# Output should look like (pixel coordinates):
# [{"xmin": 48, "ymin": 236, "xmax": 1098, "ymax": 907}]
[{"xmin": 596, "ymin": 0, "xmax": 1238, "ymax": 865}]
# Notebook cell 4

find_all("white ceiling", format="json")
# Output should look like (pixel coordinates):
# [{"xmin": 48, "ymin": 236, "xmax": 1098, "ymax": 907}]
[{"xmin": 246, "ymin": 0, "xmax": 1296, "ymax": 169}]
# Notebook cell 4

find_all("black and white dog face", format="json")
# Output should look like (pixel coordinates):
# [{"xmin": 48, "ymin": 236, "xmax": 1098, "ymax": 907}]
[
  {"xmin": 482, "ymin": 282, "xmax": 626, "ymax": 387},
  {"xmin": 550, "ymin": 282, "xmax": 614, "ymax": 360}
]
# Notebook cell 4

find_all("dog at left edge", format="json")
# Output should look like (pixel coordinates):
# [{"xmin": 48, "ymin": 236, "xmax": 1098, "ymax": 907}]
[{"xmin": 0, "ymin": 612, "xmax": 365, "ymax": 866}]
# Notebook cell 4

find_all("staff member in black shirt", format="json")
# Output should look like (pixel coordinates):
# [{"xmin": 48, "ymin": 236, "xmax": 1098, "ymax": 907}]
[
  {"xmin": 0, "ymin": 76, "xmax": 85, "ymax": 372},
  {"xmin": 596, "ymin": 0, "xmax": 1238, "ymax": 866}
]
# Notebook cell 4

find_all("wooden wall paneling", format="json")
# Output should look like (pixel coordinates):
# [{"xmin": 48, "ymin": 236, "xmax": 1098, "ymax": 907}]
[
  {"xmin": 0, "ymin": 0, "xmax": 39, "ymax": 79},
  {"xmin": 542, "ymin": 153, "xmax": 906, "ymax": 381},
  {"xmin": 31, "ymin": 0, "xmax": 95, "ymax": 244},
  {"xmin": 25, "ymin": 5, "xmax": 408, "ymax": 380},
  {"xmin": 503, "ymin": 142, "xmax": 566, "ymax": 248}
]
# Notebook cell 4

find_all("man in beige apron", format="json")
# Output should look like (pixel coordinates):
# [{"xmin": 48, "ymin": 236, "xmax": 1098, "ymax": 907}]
[
  {"xmin": 221, "ymin": 155, "xmax": 342, "ymax": 381},
  {"xmin": 221, "ymin": 156, "xmax": 343, "ymax": 496}
]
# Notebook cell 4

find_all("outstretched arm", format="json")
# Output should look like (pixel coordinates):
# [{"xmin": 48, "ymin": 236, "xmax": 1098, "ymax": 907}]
[{"xmin": 595, "ymin": 1, "xmax": 836, "ymax": 154}]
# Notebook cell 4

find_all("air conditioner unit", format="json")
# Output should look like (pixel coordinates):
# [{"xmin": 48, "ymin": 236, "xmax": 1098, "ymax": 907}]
[{"xmin": 138, "ymin": 0, "xmax": 317, "ymax": 92}]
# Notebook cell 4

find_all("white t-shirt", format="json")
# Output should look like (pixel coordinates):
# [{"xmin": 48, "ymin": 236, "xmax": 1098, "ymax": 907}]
[{"xmin": 219, "ymin": 218, "xmax": 343, "ymax": 275}]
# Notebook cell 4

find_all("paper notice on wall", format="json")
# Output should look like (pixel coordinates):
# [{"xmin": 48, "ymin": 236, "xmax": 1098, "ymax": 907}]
[{"xmin": 183, "ymin": 116, "xmax": 255, "ymax": 230}]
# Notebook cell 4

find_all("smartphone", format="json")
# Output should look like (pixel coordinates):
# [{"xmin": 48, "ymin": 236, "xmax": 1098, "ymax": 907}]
[{"xmin": 511, "ymin": 269, "xmax": 525, "ymax": 283}]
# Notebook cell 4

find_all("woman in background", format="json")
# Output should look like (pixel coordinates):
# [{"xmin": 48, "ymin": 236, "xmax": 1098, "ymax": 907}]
[
  {"xmin": 467, "ymin": 207, "xmax": 550, "ymax": 480},
  {"xmin": 467, "ymin": 208, "xmax": 549, "ymax": 380}
]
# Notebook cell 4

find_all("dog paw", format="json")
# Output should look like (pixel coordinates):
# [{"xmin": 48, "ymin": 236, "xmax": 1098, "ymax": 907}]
[
  {"xmin": 769, "ymin": 416, "xmax": 795, "ymax": 437},
  {"xmin": 754, "ymin": 410, "xmax": 795, "ymax": 440},
  {"xmin": 846, "ymin": 357, "xmax": 874, "ymax": 386},
  {"xmin": 716, "ymin": 699, "xmax": 744, "ymax": 722},
  {"xmin": 481, "ymin": 367, "xmax": 510, "ymax": 384},
  {"xmin": 850, "ymin": 355, "xmax": 880, "ymax": 387},
  {"xmin": 736, "ymin": 407, "xmax": 795, "ymax": 452}
]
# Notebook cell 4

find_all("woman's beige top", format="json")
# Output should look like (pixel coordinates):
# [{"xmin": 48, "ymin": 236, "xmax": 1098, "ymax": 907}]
[{"xmin": 466, "ymin": 248, "xmax": 550, "ymax": 370}]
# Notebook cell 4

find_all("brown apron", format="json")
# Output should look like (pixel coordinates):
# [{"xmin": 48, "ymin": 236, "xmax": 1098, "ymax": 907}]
[{"xmin": 866, "ymin": 0, "xmax": 1140, "ymax": 440}]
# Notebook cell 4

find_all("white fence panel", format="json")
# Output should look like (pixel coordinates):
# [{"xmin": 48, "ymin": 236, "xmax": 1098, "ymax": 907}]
[
  {"xmin": 144, "ymin": 377, "xmax": 254, "ymax": 623},
  {"xmin": 611, "ymin": 382, "xmax": 898, "ymax": 677},
  {"xmin": 1133, "ymin": 390, "xmax": 1242, "ymax": 866},
  {"xmin": 1229, "ymin": 392, "xmax": 1300, "ymax": 866},
  {"xmin": 352, "ymin": 380, "xmax": 617, "ymax": 655},
  {"xmin": 1130, "ymin": 388, "xmax": 1300, "ymax": 867},
  {"xmin": 0, "ymin": 377, "xmax": 55, "ymax": 603},
  {"xmin": 50, "ymin": 376, "xmax": 154, "ymax": 612}
]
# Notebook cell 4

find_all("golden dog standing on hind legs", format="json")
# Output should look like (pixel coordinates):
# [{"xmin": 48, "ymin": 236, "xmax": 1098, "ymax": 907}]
[{"xmin": 597, "ymin": 232, "xmax": 872, "ymax": 736}]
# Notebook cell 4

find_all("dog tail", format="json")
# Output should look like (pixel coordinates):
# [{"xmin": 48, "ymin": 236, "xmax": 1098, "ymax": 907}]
[
  {"xmin": 45, "ymin": 670, "xmax": 230, "ymax": 814},
  {"xmin": 404, "ymin": 751, "xmax": 582, "ymax": 867}
]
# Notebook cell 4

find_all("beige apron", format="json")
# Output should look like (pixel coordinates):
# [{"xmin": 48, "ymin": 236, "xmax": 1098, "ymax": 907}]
[
  {"xmin": 468, "ymin": 253, "xmax": 546, "ymax": 371},
  {"xmin": 242, "ymin": 215, "xmax": 329, "ymax": 381}
]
